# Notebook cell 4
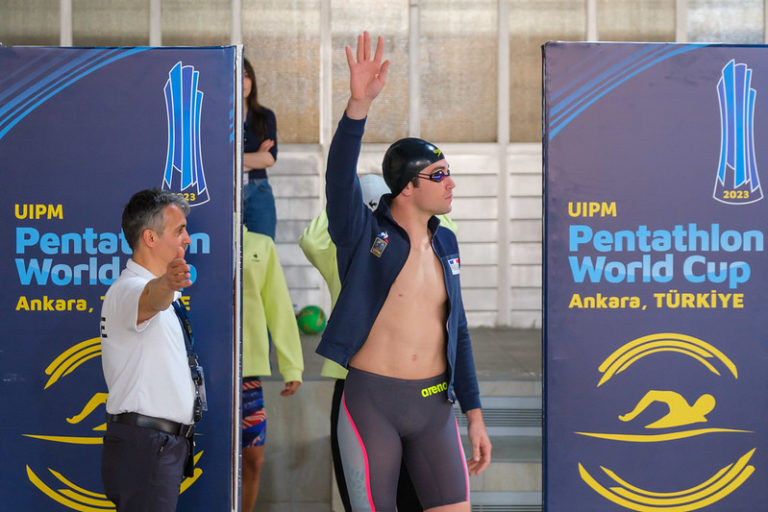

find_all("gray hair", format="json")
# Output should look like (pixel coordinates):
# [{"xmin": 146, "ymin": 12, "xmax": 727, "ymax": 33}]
[{"xmin": 121, "ymin": 188, "xmax": 190, "ymax": 251}]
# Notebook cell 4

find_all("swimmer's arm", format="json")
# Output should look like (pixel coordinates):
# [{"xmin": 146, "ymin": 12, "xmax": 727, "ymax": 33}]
[
  {"xmin": 465, "ymin": 408, "xmax": 492, "ymax": 475},
  {"xmin": 344, "ymin": 31, "xmax": 389, "ymax": 120},
  {"xmin": 326, "ymin": 32, "xmax": 389, "ymax": 247}
]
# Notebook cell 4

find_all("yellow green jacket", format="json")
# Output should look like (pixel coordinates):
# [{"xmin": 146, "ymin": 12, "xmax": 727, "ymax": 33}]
[
  {"xmin": 243, "ymin": 229, "xmax": 303, "ymax": 383},
  {"xmin": 298, "ymin": 211, "xmax": 457, "ymax": 379}
]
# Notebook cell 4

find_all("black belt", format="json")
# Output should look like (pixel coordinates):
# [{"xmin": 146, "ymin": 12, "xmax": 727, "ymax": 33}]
[{"xmin": 107, "ymin": 412, "xmax": 194, "ymax": 439}]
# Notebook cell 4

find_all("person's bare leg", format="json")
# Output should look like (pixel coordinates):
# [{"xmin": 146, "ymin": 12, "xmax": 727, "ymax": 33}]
[{"xmin": 241, "ymin": 445, "xmax": 265, "ymax": 512}]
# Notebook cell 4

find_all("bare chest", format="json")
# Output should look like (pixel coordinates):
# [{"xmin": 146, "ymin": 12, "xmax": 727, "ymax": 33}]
[{"xmin": 388, "ymin": 245, "xmax": 447, "ymax": 306}]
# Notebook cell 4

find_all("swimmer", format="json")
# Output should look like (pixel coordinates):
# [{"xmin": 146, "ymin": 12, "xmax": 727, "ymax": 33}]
[{"xmin": 315, "ymin": 31, "xmax": 491, "ymax": 511}]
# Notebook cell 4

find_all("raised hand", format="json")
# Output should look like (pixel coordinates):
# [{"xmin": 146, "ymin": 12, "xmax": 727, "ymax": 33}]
[{"xmin": 345, "ymin": 31, "xmax": 390, "ymax": 119}]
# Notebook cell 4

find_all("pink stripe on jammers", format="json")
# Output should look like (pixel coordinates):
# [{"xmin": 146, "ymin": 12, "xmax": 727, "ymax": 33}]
[{"xmin": 454, "ymin": 417, "xmax": 470, "ymax": 502}]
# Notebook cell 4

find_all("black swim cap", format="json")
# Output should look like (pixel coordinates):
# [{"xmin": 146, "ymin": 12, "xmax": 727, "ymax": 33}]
[{"xmin": 382, "ymin": 138, "xmax": 445, "ymax": 197}]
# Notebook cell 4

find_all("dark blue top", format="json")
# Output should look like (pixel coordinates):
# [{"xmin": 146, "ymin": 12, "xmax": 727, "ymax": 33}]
[
  {"xmin": 316, "ymin": 113, "xmax": 481, "ymax": 413},
  {"xmin": 244, "ymin": 106, "xmax": 277, "ymax": 180}
]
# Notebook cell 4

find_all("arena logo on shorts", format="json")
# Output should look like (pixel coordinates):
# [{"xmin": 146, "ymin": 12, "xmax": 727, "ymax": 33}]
[{"xmin": 421, "ymin": 381, "xmax": 448, "ymax": 398}]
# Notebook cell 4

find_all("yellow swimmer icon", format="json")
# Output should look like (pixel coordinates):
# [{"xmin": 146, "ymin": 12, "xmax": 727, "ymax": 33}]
[{"xmin": 618, "ymin": 390, "xmax": 715, "ymax": 429}]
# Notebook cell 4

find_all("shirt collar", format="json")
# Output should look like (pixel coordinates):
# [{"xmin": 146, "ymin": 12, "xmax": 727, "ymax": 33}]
[{"xmin": 126, "ymin": 258, "xmax": 156, "ymax": 279}]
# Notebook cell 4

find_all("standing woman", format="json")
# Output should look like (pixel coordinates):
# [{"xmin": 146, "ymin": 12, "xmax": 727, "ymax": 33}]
[{"xmin": 242, "ymin": 58, "xmax": 278, "ymax": 238}]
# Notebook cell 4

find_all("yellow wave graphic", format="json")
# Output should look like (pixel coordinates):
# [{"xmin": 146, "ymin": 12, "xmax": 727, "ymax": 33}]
[
  {"xmin": 602, "ymin": 464, "xmax": 732, "ymax": 497},
  {"xmin": 26, "ymin": 451, "xmax": 204, "ymax": 510},
  {"xmin": 598, "ymin": 333, "xmax": 738, "ymax": 387},
  {"xmin": 578, "ymin": 448, "xmax": 755, "ymax": 511},
  {"xmin": 44, "ymin": 337, "xmax": 101, "ymax": 389},
  {"xmin": 574, "ymin": 428, "xmax": 752, "ymax": 442},
  {"xmin": 67, "ymin": 393, "xmax": 108, "ymax": 426},
  {"xmin": 23, "ymin": 434, "xmax": 104, "ymax": 444},
  {"xmin": 26, "ymin": 465, "xmax": 114, "ymax": 511}
]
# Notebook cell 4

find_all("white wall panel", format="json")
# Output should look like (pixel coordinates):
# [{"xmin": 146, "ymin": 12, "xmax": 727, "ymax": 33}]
[
  {"xmin": 462, "ymin": 288, "xmax": 499, "ymax": 311},
  {"xmin": 461, "ymin": 266, "xmax": 500, "ymax": 288},
  {"xmin": 509, "ymin": 288, "xmax": 542, "ymax": 310},
  {"xmin": 508, "ymin": 197, "xmax": 541, "ymax": 219},
  {"xmin": 510, "ymin": 242, "xmax": 541, "ymax": 265},
  {"xmin": 276, "ymin": 242, "xmax": 311, "ymax": 266},
  {"xmin": 450, "ymin": 197, "xmax": 499, "ymax": 220},
  {"xmin": 509, "ymin": 265, "xmax": 542, "ymax": 287},
  {"xmin": 452, "ymin": 175, "xmax": 499, "ymax": 197},
  {"xmin": 460, "ymin": 243, "xmax": 499, "ymax": 266},
  {"xmin": 509, "ymin": 174, "xmax": 542, "ymax": 196},
  {"xmin": 275, "ymin": 198, "xmax": 322, "ymax": 220},
  {"xmin": 271, "ymin": 176, "xmax": 320, "ymax": 198},
  {"xmin": 455, "ymin": 219, "xmax": 498, "ymax": 243},
  {"xmin": 509, "ymin": 219, "xmax": 541, "ymax": 242}
]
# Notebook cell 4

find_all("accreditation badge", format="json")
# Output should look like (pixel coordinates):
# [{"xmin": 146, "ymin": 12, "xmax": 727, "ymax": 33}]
[{"xmin": 370, "ymin": 231, "xmax": 389, "ymax": 257}]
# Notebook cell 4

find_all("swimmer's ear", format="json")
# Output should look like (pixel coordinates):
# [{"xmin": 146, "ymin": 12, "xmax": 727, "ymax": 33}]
[{"xmin": 400, "ymin": 182, "xmax": 416, "ymax": 197}]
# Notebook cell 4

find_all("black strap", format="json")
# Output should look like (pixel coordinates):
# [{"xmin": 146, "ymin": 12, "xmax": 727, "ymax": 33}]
[
  {"xmin": 172, "ymin": 300, "xmax": 201, "ymax": 367},
  {"xmin": 171, "ymin": 300, "xmax": 195, "ymax": 351},
  {"xmin": 171, "ymin": 300, "xmax": 205, "ymax": 422}
]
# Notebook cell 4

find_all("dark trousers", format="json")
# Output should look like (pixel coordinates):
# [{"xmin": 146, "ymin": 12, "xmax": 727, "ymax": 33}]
[
  {"xmin": 330, "ymin": 379, "xmax": 423, "ymax": 512},
  {"xmin": 101, "ymin": 421, "xmax": 189, "ymax": 512}
]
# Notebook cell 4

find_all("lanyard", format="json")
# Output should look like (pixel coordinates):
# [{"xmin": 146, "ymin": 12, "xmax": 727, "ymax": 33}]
[
  {"xmin": 171, "ymin": 300, "xmax": 207, "ymax": 420},
  {"xmin": 171, "ymin": 300, "xmax": 195, "ymax": 353}
]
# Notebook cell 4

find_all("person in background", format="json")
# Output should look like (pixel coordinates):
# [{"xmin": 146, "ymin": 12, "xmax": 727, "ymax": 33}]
[
  {"xmin": 242, "ymin": 57, "xmax": 278, "ymax": 239},
  {"xmin": 299, "ymin": 174, "xmax": 457, "ymax": 511},
  {"xmin": 241, "ymin": 227, "xmax": 304, "ymax": 512}
]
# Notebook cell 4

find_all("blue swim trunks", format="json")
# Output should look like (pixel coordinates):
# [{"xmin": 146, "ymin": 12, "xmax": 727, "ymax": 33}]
[{"xmin": 242, "ymin": 377, "xmax": 266, "ymax": 448}]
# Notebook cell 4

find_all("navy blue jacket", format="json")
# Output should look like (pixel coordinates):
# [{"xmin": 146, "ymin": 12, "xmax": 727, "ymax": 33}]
[{"xmin": 316, "ymin": 113, "xmax": 481, "ymax": 413}]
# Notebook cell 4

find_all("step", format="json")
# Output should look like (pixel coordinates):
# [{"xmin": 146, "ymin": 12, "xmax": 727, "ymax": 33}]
[
  {"xmin": 458, "ymin": 394, "xmax": 543, "ymax": 505},
  {"xmin": 456, "ymin": 396, "xmax": 542, "ymax": 437},
  {"xmin": 470, "ymin": 491, "xmax": 542, "ymax": 512},
  {"xmin": 462, "ymin": 434, "xmax": 541, "ymax": 463}
]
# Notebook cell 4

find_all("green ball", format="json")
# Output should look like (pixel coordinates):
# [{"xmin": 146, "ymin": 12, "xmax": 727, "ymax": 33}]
[{"xmin": 296, "ymin": 305, "xmax": 327, "ymax": 334}]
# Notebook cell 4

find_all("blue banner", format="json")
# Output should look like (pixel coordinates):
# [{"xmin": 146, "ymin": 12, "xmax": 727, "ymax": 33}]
[
  {"xmin": 0, "ymin": 47, "xmax": 237, "ymax": 510},
  {"xmin": 544, "ymin": 43, "xmax": 768, "ymax": 511}
]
